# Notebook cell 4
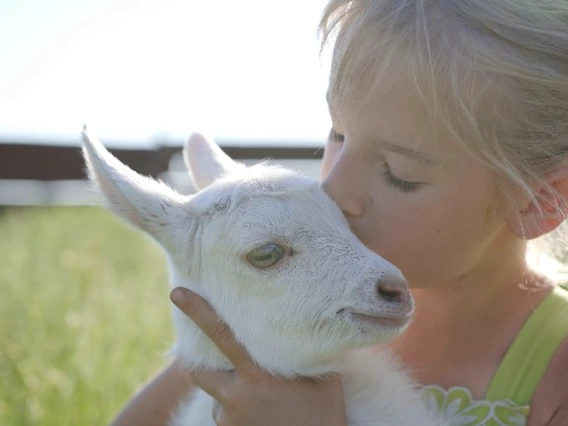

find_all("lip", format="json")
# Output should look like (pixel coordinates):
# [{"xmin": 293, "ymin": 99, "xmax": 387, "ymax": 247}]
[{"xmin": 349, "ymin": 311, "xmax": 413, "ymax": 327}]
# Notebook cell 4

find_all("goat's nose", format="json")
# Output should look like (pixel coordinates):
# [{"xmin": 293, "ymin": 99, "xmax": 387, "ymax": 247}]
[{"xmin": 376, "ymin": 277, "xmax": 409, "ymax": 304}]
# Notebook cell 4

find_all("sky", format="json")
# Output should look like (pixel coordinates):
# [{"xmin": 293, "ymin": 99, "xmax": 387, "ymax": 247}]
[{"xmin": 0, "ymin": 0, "xmax": 333, "ymax": 146}]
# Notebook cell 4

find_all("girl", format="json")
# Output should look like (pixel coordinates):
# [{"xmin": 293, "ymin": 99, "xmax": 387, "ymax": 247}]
[{"xmin": 111, "ymin": 1, "xmax": 568, "ymax": 425}]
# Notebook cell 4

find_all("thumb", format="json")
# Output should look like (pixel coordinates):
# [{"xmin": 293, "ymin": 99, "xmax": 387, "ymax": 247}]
[{"xmin": 170, "ymin": 287, "xmax": 256, "ymax": 373}]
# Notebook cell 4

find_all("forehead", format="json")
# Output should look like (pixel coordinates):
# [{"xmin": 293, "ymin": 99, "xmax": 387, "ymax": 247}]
[
  {"xmin": 331, "ymin": 70, "xmax": 472, "ymax": 167},
  {"xmin": 221, "ymin": 184, "xmax": 347, "ymax": 247},
  {"xmin": 234, "ymin": 185, "xmax": 336, "ymax": 224}
]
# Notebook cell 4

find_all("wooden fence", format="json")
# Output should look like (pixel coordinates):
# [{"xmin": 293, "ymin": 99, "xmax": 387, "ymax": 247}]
[{"xmin": 0, "ymin": 142, "xmax": 324, "ymax": 181}]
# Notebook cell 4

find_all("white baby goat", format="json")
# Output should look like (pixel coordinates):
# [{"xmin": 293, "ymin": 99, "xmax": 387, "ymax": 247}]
[{"xmin": 81, "ymin": 129, "xmax": 447, "ymax": 426}]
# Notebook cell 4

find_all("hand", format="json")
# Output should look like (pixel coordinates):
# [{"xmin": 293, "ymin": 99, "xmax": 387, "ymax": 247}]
[{"xmin": 170, "ymin": 287, "xmax": 348, "ymax": 426}]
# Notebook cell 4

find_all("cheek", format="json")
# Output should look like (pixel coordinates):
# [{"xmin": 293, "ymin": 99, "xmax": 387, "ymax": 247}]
[{"xmin": 359, "ymin": 184, "xmax": 499, "ymax": 286}]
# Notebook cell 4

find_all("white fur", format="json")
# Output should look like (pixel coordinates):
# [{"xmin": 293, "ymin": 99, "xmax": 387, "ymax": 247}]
[{"xmin": 81, "ymin": 128, "xmax": 448, "ymax": 426}]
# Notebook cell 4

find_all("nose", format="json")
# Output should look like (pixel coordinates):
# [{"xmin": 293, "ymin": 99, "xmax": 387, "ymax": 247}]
[
  {"xmin": 321, "ymin": 154, "xmax": 365, "ymax": 218},
  {"xmin": 376, "ymin": 276, "xmax": 410, "ymax": 305}
]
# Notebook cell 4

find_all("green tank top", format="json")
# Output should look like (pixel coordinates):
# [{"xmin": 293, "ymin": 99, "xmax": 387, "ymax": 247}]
[{"xmin": 421, "ymin": 285, "xmax": 568, "ymax": 426}]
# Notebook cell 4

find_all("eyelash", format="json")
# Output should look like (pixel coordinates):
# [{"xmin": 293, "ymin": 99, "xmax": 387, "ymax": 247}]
[
  {"xmin": 329, "ymin": 129, "xmax": 344, "ymax": 143},
  {"xmin": 381, "ymin": 164, "xmax": 421, "ymax": 193},
  {"xmin": 327, "ymin": 129, "xmax": 421, "ymax": 193}
]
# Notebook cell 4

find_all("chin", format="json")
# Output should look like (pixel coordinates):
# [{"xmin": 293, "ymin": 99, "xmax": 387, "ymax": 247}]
[{"xmin": 356, "ymin": 324, "xmax": 409, "ymax": 347}]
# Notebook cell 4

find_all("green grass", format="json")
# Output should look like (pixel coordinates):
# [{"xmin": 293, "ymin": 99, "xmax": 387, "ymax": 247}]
[{"xmin": 0, "ymin": 207, "xmax": 174, "ymax": 426}]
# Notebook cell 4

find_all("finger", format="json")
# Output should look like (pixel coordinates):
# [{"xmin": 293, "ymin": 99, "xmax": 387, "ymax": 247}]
[
  {"xmin": 170, "ymin": 287, "xmax": 258, "ymax": 373},
  {"xmin": 188, "ymin": 367, "xmax": 234, "ymax": 402}
]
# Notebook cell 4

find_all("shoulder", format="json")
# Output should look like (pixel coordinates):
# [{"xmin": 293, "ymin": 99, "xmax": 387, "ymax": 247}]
[{"xmin": 527, "ymin": 335, "xmax": 568, "ymax": 426}]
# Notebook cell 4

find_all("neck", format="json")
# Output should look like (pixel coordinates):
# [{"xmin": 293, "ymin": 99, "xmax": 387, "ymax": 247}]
[
  {"xmin": 166, "ymin": 259, "xmax": 233, "ymax": 371},
  {"xmin": 420, "ymin": 238, "xmax": 528, "ymax": 321},
  {"xmin": 389, "ymin": 239, "xmax": 552, "ymax": 362}
]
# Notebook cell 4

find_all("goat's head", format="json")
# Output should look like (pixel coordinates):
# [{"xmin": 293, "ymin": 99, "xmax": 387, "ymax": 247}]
[{"xmin": 82, "ymin": 128, "xmax": 414, "ymax": 376}]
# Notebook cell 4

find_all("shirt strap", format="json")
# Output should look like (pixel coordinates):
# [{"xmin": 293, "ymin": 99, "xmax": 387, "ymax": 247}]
[{"xmin": 485, "ymin": 285, "xmax": 568, "ymax": 405}]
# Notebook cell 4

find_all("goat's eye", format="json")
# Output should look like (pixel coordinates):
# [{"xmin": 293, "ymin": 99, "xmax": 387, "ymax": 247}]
[{"xmin": 247, "ymin": 243, "xmax": 285, "ymax": 268}]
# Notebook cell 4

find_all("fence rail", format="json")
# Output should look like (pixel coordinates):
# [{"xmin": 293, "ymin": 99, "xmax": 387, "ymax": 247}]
[{"xmin": 0, "ymin": 142, "xmax": 324, "ymax": 181}]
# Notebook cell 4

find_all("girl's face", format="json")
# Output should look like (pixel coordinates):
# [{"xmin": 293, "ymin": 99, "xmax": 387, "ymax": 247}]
[{"xmin": 321, "ymin": 74, "xmax": 519, "ymax": 289}]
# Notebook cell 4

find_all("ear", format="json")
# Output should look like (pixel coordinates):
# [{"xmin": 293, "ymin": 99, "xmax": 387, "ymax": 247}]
[
  {"xmin": 82, "ymin": 126, "xmax": 191, "ymax": 250},
  {"xmin": 183, "ymin": 132, "xmax": 245, "ymax": 190},
  {"xmin": 508, "ymin": 167, "xmax": 568, "ymax": 240}
]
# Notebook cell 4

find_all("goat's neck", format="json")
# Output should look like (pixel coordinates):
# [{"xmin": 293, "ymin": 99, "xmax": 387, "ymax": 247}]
[
  {"xmin": 167, "ymin": 263, "xmax": 234, "ymax": 371},
  {"xmin": 170, "ymin": 307, "xmax": 235, "ymax": 371}
]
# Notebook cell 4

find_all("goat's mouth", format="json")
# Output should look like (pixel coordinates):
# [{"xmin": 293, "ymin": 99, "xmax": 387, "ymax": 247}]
[{"xmin": 337, "ymin": 308, "xmax": 413, "ymax": 328}]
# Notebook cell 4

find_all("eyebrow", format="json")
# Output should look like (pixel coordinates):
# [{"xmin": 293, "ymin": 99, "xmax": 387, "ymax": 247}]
[
  {"xmin": 379, "ymin": 140, "xmax": 438, "ymax": 165},
  {"xmin": 325, "ymin": 93, "xmax": 438, "ymax": 166}
]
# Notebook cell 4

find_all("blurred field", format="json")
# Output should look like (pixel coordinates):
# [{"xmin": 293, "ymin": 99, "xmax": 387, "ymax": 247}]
[{"xmin": 0, "ymin": 207, "xmax": 174, "ymax": 426}]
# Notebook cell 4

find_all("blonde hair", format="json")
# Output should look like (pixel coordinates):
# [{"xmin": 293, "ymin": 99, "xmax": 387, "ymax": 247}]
[{"xmin": 319, "ymin": 0, "xmax": 568, "ymax": 279}]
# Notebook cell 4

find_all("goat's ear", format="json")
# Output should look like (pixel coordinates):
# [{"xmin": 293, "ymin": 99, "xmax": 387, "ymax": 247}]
[
  {"xmin": 82, "ymin": 126, "xmax": 190, "ymax": 250},
  {"xmin": 183, "ymin": 132, "xmax": 245, "ymax": 190}
]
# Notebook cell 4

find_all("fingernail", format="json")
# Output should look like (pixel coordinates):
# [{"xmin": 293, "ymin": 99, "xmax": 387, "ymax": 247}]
[{"xmin": 170, "ymin": 287, "xmax": 191, "ymax": 306}]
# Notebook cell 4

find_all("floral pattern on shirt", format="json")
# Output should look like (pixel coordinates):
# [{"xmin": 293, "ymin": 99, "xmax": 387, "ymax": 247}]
[{"xmin": 421, "ymin": 385, "xmax": 530, "ymax": 426}]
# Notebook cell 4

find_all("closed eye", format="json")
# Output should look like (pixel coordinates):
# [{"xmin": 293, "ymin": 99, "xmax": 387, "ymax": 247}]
[
  {"xmin": 381, "ymin": 163, "xmax": 421, "ymax": 193},
  {"xmin": 328, "ymin": 128, "xmax": 423, "ymax": 193},
  {"xmin": 328, "ymin": 129, "xmax": 344, "ymax": 143}
]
